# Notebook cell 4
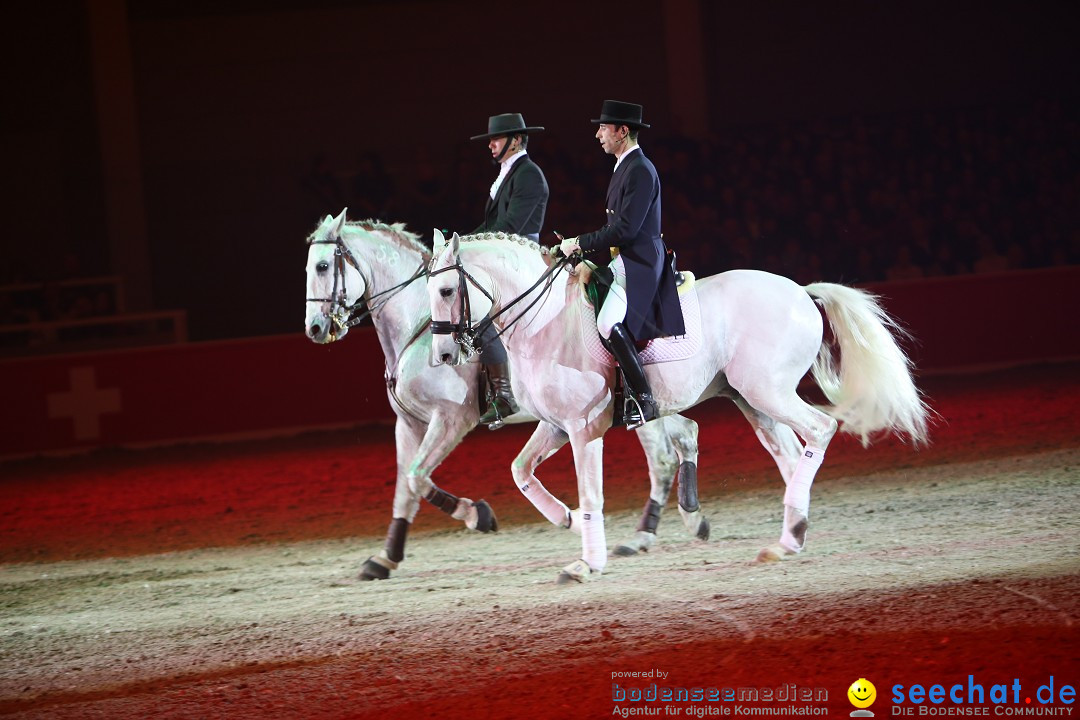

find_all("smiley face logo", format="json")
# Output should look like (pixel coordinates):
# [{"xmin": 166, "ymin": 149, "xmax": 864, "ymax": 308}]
[{"xmin": 848, "ymin": 678, "xmax": 877, "ymax": 709}]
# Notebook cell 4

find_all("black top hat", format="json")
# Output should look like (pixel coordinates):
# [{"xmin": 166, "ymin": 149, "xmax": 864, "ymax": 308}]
[
  {"xmin": 470, "ymin": 113, "xmax": 545, "ymax": 141},
  {"xmin": 591, "ymin": 100, "xmax": 650, "ymax": 129}
]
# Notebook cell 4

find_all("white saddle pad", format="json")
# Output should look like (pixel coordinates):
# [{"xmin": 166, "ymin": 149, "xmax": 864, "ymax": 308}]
[{"xmin": 580, "ymin": 274, "xmax": 702, "ymax": 367}]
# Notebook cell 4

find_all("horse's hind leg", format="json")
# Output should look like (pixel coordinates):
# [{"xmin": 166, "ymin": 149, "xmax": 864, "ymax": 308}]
[
  {"xmin": 668, "ymin": 414, "xmax": 710, "ymax": 542},
  {"xmin": 614, "ymin": 415, "xmax": 706, "ymax": 556},
  {"xmin": 735, "ymin": 386, "xmax": 838, "ymax": 563},
  {"xmin": 614, "ymin": 418, "xmax": 676, "ymax": 556},
  {"xmin": 511, "ymin": 421, "xmax": 574, "ymax": 529},
  {"xmin": 734, "ymin": 396, "xmax": 803, "ymax": 486}
]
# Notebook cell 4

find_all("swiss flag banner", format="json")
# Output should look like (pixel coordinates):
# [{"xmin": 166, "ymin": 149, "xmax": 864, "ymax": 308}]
[{"xmin": 1, "ymin": 331, "xmax": 393, "ymax": 458}]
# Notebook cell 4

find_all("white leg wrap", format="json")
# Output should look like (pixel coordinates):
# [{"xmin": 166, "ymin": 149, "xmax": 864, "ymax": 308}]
[
  {"xmin": 783, "ymin": 446, "xmax": 825, "ymax": 515},
  {"xmin": 519, "ymin": 480, "xmax": 571, "ymax": 527},
  {"xmin": 581, "ymin": 511, "xmax": 607, "ymax": 573}
]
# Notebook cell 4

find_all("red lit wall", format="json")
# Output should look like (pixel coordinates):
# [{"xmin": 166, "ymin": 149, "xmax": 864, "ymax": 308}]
[{"xmin": 2, "ymin": 268, "xmax": 1076, "ymax": 459}]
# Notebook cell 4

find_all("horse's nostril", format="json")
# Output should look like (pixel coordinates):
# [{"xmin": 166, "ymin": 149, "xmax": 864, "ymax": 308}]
[
  {"xmin": 309, "ymin": 324, "xmax": 321, "ymax": 338},
  {"xmin": 440, "ymin": 353, "xmax": 452, "ymax": 364}
]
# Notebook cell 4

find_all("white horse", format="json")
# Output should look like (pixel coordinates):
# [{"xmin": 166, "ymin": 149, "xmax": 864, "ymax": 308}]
[
  {"xmin": 304, "ymin": 210, "xmax": 709, "ymax": 579},
  {"xmin": 426, "ymin": 230, "xmax": 931, "ymax": 583}
]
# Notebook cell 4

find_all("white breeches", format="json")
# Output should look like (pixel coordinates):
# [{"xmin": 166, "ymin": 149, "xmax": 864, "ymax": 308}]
[{"xmin": 597, "ymin": 255, "xmax": 628, "ymax": 340}]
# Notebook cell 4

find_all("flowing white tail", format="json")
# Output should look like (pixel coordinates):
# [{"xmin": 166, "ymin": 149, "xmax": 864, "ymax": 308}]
[{"xmin": 805, "ymin": 283, "xmax": 931, "ymax": 447}]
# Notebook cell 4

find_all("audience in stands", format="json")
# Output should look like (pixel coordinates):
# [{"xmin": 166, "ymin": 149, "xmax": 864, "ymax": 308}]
[
  {"xmin": 329, "ymin": 99, "xmax": 1073, "ymax": 286},
  {"xmin": 4, "ymin": 99, "xmax": 1077, "ymax": 338}
]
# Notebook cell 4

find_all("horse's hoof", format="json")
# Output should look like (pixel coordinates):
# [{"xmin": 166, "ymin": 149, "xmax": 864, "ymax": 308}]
[
  {"xmin": 755, "ymin": 548, "xmax": 783, "ymax": 564},
  {"xmin": 359, "ymin": 557, "xmax": 391, "ymax": 580},
  {"xmin": 612, "ymin": 530, "xmax": 655, "ymax": 557},
  {"xmin": 556, "ymin": 559, "xmax": 599, "ymax": 584},
  {"xmin": 755, "ymin": 544, "xmax": 795, "ymax": 564},
  {"xmin": 696, "ymin": 517, "xmax": 711, "ymax": 541},
  {"xmin": 472, "ymin": 500, "xmax": 498, "ymax": 533}
]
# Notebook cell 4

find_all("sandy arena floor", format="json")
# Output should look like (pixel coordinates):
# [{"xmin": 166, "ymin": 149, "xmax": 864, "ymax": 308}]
[{"xmin": 1, "ymin": 362, "xmax": 1078, "ymax": 719}]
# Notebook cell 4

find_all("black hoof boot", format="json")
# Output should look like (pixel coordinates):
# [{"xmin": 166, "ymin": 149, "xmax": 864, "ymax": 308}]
[
  {"xmin": 359, "ymin": 557, "xmax": 391, "ymax": 581},
  {"xmin": 473, "ymin": 500, "xmax": 499, "ymax": 533}
]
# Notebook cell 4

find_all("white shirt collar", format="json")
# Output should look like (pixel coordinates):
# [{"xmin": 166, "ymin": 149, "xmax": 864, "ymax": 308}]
[
  {"xmin": 613, "ymin": 144, "xmax": 641, "ymax": 173},
  {"xmin": 490, "ymin": 149, "xmax": 527, "ymax": 199}
]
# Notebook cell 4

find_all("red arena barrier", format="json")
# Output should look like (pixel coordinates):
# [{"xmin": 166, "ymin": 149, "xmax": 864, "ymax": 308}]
[{"xmin": 1, "ymin": 267, "xmax": 1076, "ymax": 459}]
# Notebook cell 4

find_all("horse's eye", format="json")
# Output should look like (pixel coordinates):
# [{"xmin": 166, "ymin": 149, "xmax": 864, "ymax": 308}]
[
  {"xmin": 439, "ymin": 287, "xmax": 454, "ymax": 298},
  {"xmin": 316, "ymin": 261, "xmax": 330, "ymax": 273}
]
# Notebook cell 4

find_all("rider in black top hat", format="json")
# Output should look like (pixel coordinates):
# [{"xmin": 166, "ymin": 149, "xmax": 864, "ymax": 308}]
[
  {"xmin": 559, "ymin": 101, "xmax": 684, "ymax": 429},
  {"xmin": 470, "ymin": 113, "xmax": 550, "ymax": 428}
]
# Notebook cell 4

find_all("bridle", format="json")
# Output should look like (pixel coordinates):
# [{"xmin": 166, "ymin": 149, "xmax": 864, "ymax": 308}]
[
  {"xmin": 427, "ymin": 257, "xmax": 496, "ymax": 357},
  {"xmin": 428, "ymin": 249, "xmax": 574, "ymax": 359},
  {"xmin": 307, "ymin": 234, "xmax": 427, "ymax": 339}
]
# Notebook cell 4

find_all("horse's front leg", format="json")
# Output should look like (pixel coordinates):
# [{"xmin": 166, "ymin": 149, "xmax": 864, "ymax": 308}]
[
  {"xmin": 558, "ymin": 432, "xmax": 606, "ymax": 584},
  {"xmin": 359, "ymin": 415, "xmax": 425, "ymax": 580},
  {"xmin": 511, "ymin": 421, "xmax": 572, "ymax": 528},
  {"xmin": 359, "ymin": 411, "xmax": 490, "ymax": 581},
  {"xmin": 409, "ymin": 409, "xmax": 497, "ymax": 533}
]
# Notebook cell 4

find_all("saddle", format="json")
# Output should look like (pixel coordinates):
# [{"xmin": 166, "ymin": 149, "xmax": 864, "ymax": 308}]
[
  {"xmin": 580, "ymin": 266, "xmax": 701, "ymax": 368},
  {"xmin": 580, "ymin": 255, "xmax": 702, "ymax": 428},
  {"xmin": 584, "ymin": 251, "xmax": 690, "ymax": 333}
]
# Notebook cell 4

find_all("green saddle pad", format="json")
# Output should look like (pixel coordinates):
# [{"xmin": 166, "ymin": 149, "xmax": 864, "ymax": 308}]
[{"xmin": 585, "ymin": 265, "xmax": 615, "ymax": 323}]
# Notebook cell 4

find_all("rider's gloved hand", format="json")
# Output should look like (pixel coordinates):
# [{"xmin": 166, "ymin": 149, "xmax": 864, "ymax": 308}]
[{"xmin": 559, "ymin": 236, "xmax": 581, "ymax": 257}]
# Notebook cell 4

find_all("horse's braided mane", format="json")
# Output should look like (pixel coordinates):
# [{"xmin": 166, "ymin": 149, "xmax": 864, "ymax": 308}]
[
  {"xmin": 458, "ymin": 231, "xmax": 542, "ymax": 253},
  {"xmin": 307, "ymin": 221, "xmax": 543, "ymax": 259}
]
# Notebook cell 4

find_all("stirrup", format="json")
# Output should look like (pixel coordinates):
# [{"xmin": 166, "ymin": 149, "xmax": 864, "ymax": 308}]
[
  {"xmin": 623, "ymin": 394, "xmax": 657, "ymax": 431},
  {"xmin": 624, "ymin": 396, "xmax": 646, "ymax": 431},
  {"xmin": 483, "ymin": 406, "xmax": 506, "ymax": 431},
  {"xmin": 480, "ymin": 398, "xmax": 515, "ymax": 430}
]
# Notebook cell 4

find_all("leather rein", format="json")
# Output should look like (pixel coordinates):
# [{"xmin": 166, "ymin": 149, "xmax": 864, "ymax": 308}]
[{"xmin": 428, "ymin": 249, "xmax": 575, "ymax": 358}]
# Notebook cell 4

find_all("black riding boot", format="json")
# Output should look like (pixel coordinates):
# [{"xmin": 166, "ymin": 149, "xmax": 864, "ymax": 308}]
[
  {"xmin": 607, "ymin": 323, "xmax": 659, "ymax": 429},
  {"xmin": 479, "ymin": 362, "xmax": 519, "ymax": 429}
]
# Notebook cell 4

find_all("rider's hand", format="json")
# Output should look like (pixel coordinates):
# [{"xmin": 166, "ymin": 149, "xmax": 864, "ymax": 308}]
[{"xmin": 559, "ymin": 236, "xmax": 581, "ymax": 257}]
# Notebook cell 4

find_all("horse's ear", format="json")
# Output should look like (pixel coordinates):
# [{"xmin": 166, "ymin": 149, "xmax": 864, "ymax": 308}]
[
  {"xmin": 330, "ymin": 208, "xmax": 348, "ymax": 236},
  {"xmin": 432, "ymin": 228, "xmax": 446, "ymax": 255},
  {"xmin": 450, "ymin": 232, "xmax": 461, "ymax": 256}
]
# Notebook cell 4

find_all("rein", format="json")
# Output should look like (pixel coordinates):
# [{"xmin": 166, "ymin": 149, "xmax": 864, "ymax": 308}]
[
  {"xmin": 429, "ymin": 250, "xmax": 574, "ymax": 357},
  {"xmin": 307, "ymin": 236, "xmax": 429, "ymax": 337}
]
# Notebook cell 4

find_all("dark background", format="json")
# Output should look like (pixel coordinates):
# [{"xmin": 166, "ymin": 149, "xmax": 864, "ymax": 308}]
[{"xmin": 2, "ymin": 0, "xmax": 1077, "ymax": 341}]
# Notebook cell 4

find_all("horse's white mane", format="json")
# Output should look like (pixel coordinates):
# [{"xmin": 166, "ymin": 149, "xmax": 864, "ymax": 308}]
[
  {"xmin": 306, "ymin": 218, "xmax": 430, "ymax": 259},
  {"xmin": 349, "ymin": 220, "xmax": 430, "ymax": 258}
]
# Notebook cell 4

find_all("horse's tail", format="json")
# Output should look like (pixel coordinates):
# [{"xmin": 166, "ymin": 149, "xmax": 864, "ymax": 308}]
[{"xmin": 803, "ymin": 283, "xmax": 931, "ymax": 447}]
